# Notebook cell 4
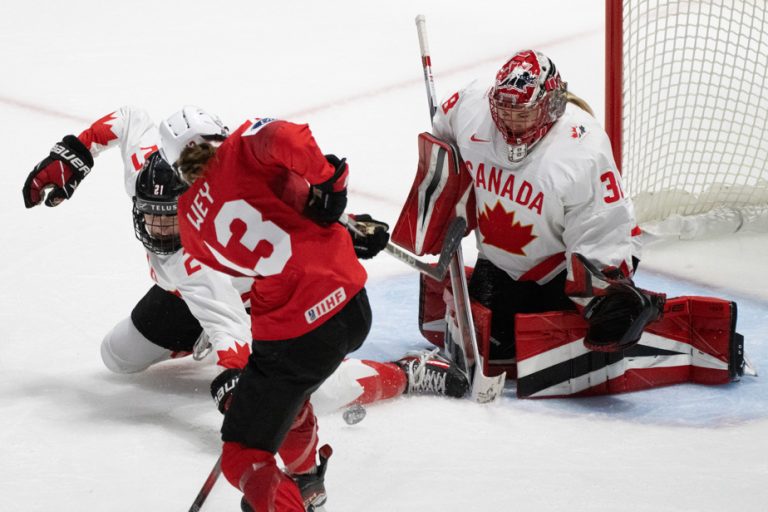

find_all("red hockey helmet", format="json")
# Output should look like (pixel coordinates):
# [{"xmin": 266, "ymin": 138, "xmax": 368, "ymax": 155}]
[{"xmin": 489, "ymin": 50, "xmax": 567, "ymax": 160}]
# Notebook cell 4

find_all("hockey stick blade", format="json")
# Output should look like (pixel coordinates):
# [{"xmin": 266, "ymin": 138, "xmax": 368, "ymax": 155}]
[
  {"xmin": 470, "ymin": 358, "xmax": 506, "ymax": 404},
  {"xmin": 339, "ymin": 214, "xmax": 465, "ymax": 281}
]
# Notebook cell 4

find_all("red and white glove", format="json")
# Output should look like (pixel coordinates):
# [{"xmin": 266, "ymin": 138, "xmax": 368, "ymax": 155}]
[{"xmin": 22, "ymin": 135, "xmax": 94, "ymax": 208}]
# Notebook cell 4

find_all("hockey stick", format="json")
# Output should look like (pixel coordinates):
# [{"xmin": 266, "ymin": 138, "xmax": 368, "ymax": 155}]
[
  {"xmin": 340, "ymin": 213, "xmax": 465, "ymax": 282},
  {"xmin": 188, "ymin": 454, "xmax": 222, "ymax": 512},
  {"xmin": 415, "ymin": 14, "xmax": 506, "ymax": 403}
]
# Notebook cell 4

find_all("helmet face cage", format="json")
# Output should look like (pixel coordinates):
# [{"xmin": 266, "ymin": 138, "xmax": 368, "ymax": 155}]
[
  {"xmin": 132, "ymin": 204, "xmax": 182, "ymax": 255},
  {"xmin": 132, "ymin": 152, "xmax": 188, "ymax": 255},
  {"xmin": 489, "ymin": 50, "xmax": 567, "ymax": 147}
]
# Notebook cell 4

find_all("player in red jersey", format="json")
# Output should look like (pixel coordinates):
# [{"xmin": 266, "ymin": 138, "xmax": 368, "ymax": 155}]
[
  {"xmin": 19, "ymin": 103, "xmax": 467, "ymax": 438},
  {"xmin": 160, "ymin": 106, "xmax": 374, "ymax": 511}
]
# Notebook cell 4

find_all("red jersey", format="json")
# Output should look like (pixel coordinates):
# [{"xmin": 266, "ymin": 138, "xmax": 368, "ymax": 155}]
[{"xmin": 177, "ymin": 118, "xmax": 367, "ymax": 340}]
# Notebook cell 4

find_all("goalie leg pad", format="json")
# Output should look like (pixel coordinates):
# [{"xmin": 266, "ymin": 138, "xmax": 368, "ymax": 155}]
[
  {"xmin": 440, "ymin": 281, "xmax": 498, "ymax": 377},
  {"xmin": 645, "ymin": 296, "xmax": 742, "ymax": 384},
  {"xmin": 515, "ymin": 296, "xmax": 742, "ymax": 398},
  {"xmin": 418, "ymin": 269, "xmax": 454, "ymax": 348}
]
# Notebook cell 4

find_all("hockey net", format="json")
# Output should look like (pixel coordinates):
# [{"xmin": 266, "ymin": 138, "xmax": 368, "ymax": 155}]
[{"xmin": 606, "ymin": 1, "xmax": 768, "ymax": 239}]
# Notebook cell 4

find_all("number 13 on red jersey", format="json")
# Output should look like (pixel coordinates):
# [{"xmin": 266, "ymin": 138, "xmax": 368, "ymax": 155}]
[{"xmin": 205, "ymin": 199, "xmax": 292, "ymax": 277}]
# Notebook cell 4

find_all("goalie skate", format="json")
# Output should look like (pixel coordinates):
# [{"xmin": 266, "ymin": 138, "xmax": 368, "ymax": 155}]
[{"xmin": 396, "ymin": 349, "xmax": 469, "ymax": 398}]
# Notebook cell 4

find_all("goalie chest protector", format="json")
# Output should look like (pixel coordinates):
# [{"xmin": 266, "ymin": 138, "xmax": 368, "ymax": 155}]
[{"xmin": 392, "ymin": 132, "xmax": 475, "ymax": 256}]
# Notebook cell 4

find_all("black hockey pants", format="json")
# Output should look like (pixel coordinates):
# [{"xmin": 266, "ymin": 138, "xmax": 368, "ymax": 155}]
[{"xmin": 221, "ymin": 288, "xmax": 372, "ymax": 452}]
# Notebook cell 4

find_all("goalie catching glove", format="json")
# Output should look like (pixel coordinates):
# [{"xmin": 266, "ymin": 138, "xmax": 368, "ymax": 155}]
[
  {"xmin": 568, "ymin": 254, "xmax": 665, "ymax": 352},
  {"xmin": 347, "ymin": 214, "xmax": 390, "ymax": 259},
  {"xmin": 305, "ymin": 154, "xmax": 348, "ymax": 225},
  {"xmin": 22, "ymin": 135, "xmax": 94, "ymax": 208}
]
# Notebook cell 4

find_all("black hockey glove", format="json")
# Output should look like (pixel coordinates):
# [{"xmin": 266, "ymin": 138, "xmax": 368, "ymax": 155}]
[
  {"xmin": 22, "ymin": 135, "xmax": 94, "ymax": 208},
  {"xmin": 348, "ymin": 214, "xmax": 390, "ymax": 259},
  {"xmin": 210, "ymin": 368, "xmax": 241, "ymax": 414},
  {"xmin": 583, "ymin": 282, "xmax": 665, "ymax": 352},
  {"xmin": 305, "ymin": 154, "xmax": 348, "ymax": 225},
  {"xmin": 568, "ymin": 253, "xmax": 665, "ymax": 353}
]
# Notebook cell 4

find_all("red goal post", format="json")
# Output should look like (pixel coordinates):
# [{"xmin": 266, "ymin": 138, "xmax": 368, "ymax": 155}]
[{"xmin": 605, "ymin": 0, "xmax": 768, "ymax": 238}]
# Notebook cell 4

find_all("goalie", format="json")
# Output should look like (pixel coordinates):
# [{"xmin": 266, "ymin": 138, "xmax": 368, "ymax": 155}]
[{"xmin": 393, "ymin": 50, "xmax": 745, "ymax": 398}]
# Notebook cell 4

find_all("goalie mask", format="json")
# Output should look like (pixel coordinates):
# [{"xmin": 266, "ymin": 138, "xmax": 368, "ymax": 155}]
[
  {"xmin": 489, "ymin": 50, "xmax": 567, "ymax": 162},
  {"xmin": 158, "ymin": 105, "xmax": 229, "ymax": 168},
  {"xmin": 132, "ymin": 152, "xmax": 189, "ymax": 255}
]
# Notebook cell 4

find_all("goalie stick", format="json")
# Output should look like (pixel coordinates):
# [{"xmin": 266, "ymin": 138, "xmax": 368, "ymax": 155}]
[
  {"xmin": 188, "ymin": 455, "xmax": 222, "ymax": 512},
  {"xmin": 340, "ymin": 213, "xmax": 466, "ymax": 282},
  {"xmin": 415, "ymin": 14, "xmax": 506, "ymax": 403}
]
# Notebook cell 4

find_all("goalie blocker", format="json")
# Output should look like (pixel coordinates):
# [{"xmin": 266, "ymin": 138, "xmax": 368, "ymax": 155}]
[
  {"xmin": 419, "ymin": 270, "xmax": 746, "ymax": 398},
  {"xmin": 391, "ymin": 132, "xmax": 475, "ymax": 256}
]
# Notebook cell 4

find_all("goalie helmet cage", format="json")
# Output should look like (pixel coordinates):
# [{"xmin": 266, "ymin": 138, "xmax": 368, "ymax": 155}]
[{"xmin": 605, "ymin": 0, "xmax": 768, "ymax": 236}]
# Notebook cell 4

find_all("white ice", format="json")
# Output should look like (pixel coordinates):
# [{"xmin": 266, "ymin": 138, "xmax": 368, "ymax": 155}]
[{"xmin": 1, "ymin": 1, "xmax": 767, "ymax": 511}]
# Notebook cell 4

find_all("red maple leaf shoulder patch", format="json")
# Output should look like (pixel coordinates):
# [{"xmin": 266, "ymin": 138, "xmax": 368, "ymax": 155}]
[
  {"xmin": 78, "ymin": 111, "xmax": 119, "ymax": 149},
  {"xmin": 478, "ymin": 201, "xmax": 537, "ymax": 256}
]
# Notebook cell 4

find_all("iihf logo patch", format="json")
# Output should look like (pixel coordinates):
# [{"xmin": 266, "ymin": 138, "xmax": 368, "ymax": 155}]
[{"xmin": 305, "ymin": 287, "xmax": 347, "ymax": 324}]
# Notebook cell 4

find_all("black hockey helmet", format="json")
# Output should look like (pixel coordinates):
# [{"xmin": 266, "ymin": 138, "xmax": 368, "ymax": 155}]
[{"xmin": 132, "ymin": 151, "xmax": 189, "ymax": 255}]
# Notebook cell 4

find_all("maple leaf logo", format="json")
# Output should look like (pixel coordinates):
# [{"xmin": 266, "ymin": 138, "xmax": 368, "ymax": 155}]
[
  {"xmin": 570, "ymin": 125, "xmax": 587, "ymax": 139},
  {"xmin": 478, "ymin": 201, "xmax": 537, "ymax": 256},
  {"xmin": 78, "ymin": 111, "xmax": 119, "ymax": 151},
  {"xmin": 216, "ymin": 341, "xmax": 251, "ymax": 369}
]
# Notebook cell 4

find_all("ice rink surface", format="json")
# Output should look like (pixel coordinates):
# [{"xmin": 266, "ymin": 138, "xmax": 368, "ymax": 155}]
[{"xmin": 1, "ymin": 1, "xmax": 767, "ymax": 510}]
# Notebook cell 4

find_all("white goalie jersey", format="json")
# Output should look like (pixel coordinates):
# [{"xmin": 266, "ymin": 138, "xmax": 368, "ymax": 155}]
[
  {"xmin": 78, "ymin": 106, "xmax": 252, "ymax": 364},
  {"xmin": 432, "ymin": 82, "xmax": 640, "ymax": 284}
]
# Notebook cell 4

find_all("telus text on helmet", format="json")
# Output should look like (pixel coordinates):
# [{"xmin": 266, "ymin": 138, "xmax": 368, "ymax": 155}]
[{"xmin": 147, "ymin": 203, "xmax": 176, "ymax": 213}]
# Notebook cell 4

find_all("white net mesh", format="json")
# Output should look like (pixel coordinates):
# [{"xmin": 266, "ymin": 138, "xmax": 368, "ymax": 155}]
[{"xmin": 621, "ymin": 0, "xmax": 768, "ymax": 235}]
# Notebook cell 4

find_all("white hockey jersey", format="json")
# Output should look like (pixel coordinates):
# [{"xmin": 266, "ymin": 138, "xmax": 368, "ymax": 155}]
[
  {"xmin": 78, "ymin": 106, "xmax": 252, "ymax": 366},
  {"xmin": 433, "ymin": 82, "xmax": 639, "ymax": 285}
]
